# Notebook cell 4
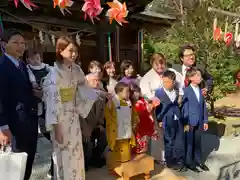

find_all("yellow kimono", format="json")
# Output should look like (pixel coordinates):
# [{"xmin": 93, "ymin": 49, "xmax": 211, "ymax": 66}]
[{"xmin": 104, "ymin": 96, "xmax": 139, "ymax": 163}]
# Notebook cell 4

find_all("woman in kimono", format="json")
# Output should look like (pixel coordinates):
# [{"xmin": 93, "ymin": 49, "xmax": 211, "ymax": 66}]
[
  {"xmin": 43, "ymin": 36, "xmax": 88, "ymax": 180},
  {"xmin": 139, "ymin": 53, "xmax": 184, "ymax": 164}
]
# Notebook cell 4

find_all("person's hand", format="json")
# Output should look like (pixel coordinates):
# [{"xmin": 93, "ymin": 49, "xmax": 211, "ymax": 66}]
[
  {"xmin": 184, "ymin": 125, "xmax": 190, "ymax": 132},
  {"xmin": 202, "ymin": 88, "xmax": 208, "ymax": 97},
  {"xmin": 0, "ymin": 129, "xmax": 12, "ymax": 146},
  {"xmin": 82, "ymin": 125, "xmax": 92, "ymax": 143},
  {"xmin": 33, "ymin": 88, "xmax": 43, "ymax": 99},
  {"xmin": 106, "ymin": 93, "xmax": 113, "ymax": 100},
  {"xmin": 152, "ymin": 97, "xmax": 160, "ymax": 107},
  {"xmin": 146, "ymin": 104, "xmax": 153, "ymax": 113},
  {"xmin": 158, "ymin": 122, "xmax": 163, "ymax": 128},
  {"xmin": 98, "ymin": 125, "xmax": 105, "ymax": 132},
  {"xmin": 54, "ymin": 124, "xmax": 63, "ymax": 144},
  {"xmin": 204, "ymin": 123, "xmax": 208, "ymax": 131}
]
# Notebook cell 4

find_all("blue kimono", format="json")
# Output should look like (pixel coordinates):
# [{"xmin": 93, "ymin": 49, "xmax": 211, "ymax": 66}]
[
  {"xmin": 182, "ymin": 85, "xmax": 208, "ymax": 166},
  {"xmin": 0, "ymin": 54, "xmax": 38, "ymax": 180},
  {"xmin": 155, "ymin": 88, "xmax": 185, "ymax": 166}
]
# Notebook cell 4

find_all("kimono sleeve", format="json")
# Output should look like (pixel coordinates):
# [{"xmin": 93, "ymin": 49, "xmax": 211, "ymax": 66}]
[
  {"xmin": 140, "ymin": 74, "xmax": 154, "ymax": 99},
  {"xmin": 104, "ymin": 101, "xmax": 117, "ymax": 150},
  {"xmin": 42, "ymin": 71, "xmax": 61, "ymax": 129}
]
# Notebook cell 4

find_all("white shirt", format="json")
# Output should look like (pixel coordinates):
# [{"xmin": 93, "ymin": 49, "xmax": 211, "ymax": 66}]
[
  {"xmin": 163, "ymin": 88, "xmax": 178, "ymax": 120},
  {"xmin": 140, "ymin": 68, "xmax": 184, "ymax": 99},
  {"xmin": 164, "ymin": 88, "xmax": 177, "ymax": 102},
  {"xmin": 182, "ymin": 64, "xmax": 190, "ymax": 79},
  {"xmin": 190, "ymin": 84, "xmax": 200, "ymax": 102}
]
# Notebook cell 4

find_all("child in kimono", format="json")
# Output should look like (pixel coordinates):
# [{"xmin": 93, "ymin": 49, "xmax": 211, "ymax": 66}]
[
  {"xmin": 25, "ymin": 49, "xmax": 53, "ymax": 177},
  {"xmin": 130, "ymin": 84, "xmax": 157, "ymax": 154},
  {"xmin": 182, "ymin": 67, "xmax": 209, "ymax": 173},
  {"xmin": 104, "ymin": 82, "xmax": 139, "ymax": 167},
  {"xmin": 155, "ymin": 70, "xmax": 186, "ymax": 171}
]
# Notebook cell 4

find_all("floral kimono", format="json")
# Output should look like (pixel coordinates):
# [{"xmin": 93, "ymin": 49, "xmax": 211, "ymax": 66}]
[
  {"xmin": 104, "ymin": 95, "xmax": 139, "ymax": 165},
  {"xmin": 43, "ymin": 62, "xmax": 96, "ymax": 180},
  {"xmin": 132, "ymin": 97, "xmax": 157, "ymax": 154}
]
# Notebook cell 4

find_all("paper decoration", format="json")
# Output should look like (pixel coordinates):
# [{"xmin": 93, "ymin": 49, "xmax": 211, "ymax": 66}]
[
  {"xmin": 106, "ymin": 0, "xmax": 128, "ymax": 25},
  {"xmin": 14, "ymin": 0, "xmax": 38, "ymax": 11},
  {"xmin": 234, "ymin": 20, "xmax": 239, "ymax": 41},
  {"xmin": 51, "ymin": 35, "xmax": 56, "ymax": 46},
  {"xmin": 82, "ymin": 0, "xmax": 103, "ymax": 23},
  {"xmin": 213, "ymin": 27, "xmax": 222, "ymax": 41},
  {"xmin": 236, "ymin": 34, "xmax": 240, "ymax": 48},
  {"xmin": 76, "ymin": 33, "xmax": 81, "ymax": 46},
  {"xmin": 224, "ymin": 32, "xmax": 233, "ymax": 46},
  {"xmin": 53, "ymin": 0, "xmax": 74, "ymax": 15},
  {"xmin": 39, "ymin": 31, "xmax": 44, "ymax": 44}
]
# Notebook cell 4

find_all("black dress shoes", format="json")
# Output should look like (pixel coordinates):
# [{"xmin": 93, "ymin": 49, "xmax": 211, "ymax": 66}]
[
  {"xmin": 187, "ymin": 165, "xmax": 201, "ymax": 173},
  {"xmin": 197, "ymin": 164, "xmax": 209, "ymax": 171}
]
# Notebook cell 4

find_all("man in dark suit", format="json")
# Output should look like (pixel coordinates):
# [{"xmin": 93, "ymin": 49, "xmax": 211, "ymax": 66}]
[
  {"xmin": 172, "ymin": 44, "xmax": 213, "ymax": 95},
  {"xmin": 0, "ymin": 29, "xmax": 39, "ymax": 180}
]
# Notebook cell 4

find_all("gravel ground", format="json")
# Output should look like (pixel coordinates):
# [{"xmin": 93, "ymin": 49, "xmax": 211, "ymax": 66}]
[{"xmin": 30, "ymin": 134, "xmax": 240, "ymax": 180}]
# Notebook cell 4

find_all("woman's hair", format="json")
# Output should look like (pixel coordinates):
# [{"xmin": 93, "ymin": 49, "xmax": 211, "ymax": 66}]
[
  {"xmin": 120, "ymin": 60, "xmax": 136, "ymax": 78},
  {"xmin": 88, "ymin": 60, "xmax": 102, "ymax": 72},
  {"xmin": 149, "ymin": 53, "xmax": 166, "ymax": 65},
  {"xmin": 56, "ymin": 36, "xmax": 80, "ymax": 63},
  {"xmin": 115, "ymin": 82, "xmax": 129, "ymax": 94}
]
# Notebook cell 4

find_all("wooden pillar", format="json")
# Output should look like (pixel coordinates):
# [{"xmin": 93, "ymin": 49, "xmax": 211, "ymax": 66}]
[
  {"xmin": 96, "ymin": 25, "xmax": 105, "ymax": 63},
  {"xmin": 115, "ymin": 26, "xmax": 120, "ymax": 62}
]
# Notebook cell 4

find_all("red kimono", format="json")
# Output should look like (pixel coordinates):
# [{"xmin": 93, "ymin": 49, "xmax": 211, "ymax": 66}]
[{"xmin": 133, "ymin": 97, "xmax": 156, "ymax": 153}]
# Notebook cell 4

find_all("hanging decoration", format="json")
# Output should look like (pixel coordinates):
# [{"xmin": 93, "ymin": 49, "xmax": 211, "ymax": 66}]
[
  {"xmin": 51, "ymin": 35, "xmax": 56, "ymax": 46},
  {"xmin": 224, "ymin": 32, "xmax": 233, "ymax": 46},
  {"xmin": 213, "ymin": 27, "xmax": 222, "ymax": 41},
  {"xmin": 14, "ymin": 0, "xmax": 38, "ymax": 11},
  {"xmin": 53, "ymin": 0, "xmax": 74, "ymax": 15},
  {"xmin": 106, "ymin": 0, "xmax": 128, "ymax": 26},
  {"xmin": 39, "ymin": 31, "xmax": 44, "ymax": 44},
  {"xmin": 82, "ymin": 0, "xmax": 103, "ymax": 23},
  {"xmin": 223, "ymin": 17, "xmax": 233, "ymax": 46},
  {"xmin": 212, "ymin": 16, "xmax": 222, "ymax": 40},
  {"xmin": 76, "ymin": 33, "xmax": 81, "ymax": 46}
]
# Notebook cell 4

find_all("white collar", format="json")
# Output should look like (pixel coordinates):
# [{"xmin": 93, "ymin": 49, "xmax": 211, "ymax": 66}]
[
  {"xmin": 28, "ymin": 63, "xmax": 46, "ymax": 70},
  {"xmin": 182, "ymin": 64, "xmax": 190, "ymax": 71},
  {"xmin": 190, "ymin": 84, "xmax": 199, "ymax": 90}
]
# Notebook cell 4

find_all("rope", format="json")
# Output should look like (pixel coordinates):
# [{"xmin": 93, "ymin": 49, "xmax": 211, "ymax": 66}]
[{"xmin": 0, "ymin": 8, "xmax": 83, "ymax": 37}]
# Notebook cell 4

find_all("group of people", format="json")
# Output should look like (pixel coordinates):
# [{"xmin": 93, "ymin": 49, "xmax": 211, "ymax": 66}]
[{"xmin": 0, "ymin": 28, "xmax": 214, "ymax": 180}]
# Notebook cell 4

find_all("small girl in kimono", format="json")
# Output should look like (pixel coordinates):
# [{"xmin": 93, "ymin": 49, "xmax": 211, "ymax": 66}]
[
  {"xmin": 130, "ymin": 84, "xmax": 157, "ymax": 154},
  {"xmin": 104, "ymin": 82, "xmax": 139, "ymax": 167}
]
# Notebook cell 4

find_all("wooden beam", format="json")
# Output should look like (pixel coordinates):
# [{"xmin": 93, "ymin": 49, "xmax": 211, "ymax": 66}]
[
  {"xmin": 208, "ymin": 7, "xmax": 240, "ymax": 18},
  {"xmin": 1, "ymin": 13, "xmax": 92, "ymax": 30}
]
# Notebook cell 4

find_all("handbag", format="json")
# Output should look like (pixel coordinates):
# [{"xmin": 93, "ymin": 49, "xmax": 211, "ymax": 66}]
[{"xmin": 0, "ymin": 146, "xmax": 28, "ymax": 180}]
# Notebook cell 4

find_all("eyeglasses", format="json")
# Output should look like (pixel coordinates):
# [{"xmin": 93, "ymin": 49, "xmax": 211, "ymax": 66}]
[{"xmin": 183, "ymin": 53, "xmax": 195, "ymax": 57}]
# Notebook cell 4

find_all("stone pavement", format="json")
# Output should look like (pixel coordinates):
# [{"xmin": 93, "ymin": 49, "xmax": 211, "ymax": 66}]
[{"xmin": 30, "ymin": 133, "xmax": 240, "ymax": 180}]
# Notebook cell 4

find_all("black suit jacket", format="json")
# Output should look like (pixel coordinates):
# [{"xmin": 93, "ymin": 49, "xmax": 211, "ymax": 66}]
[
  {"xmin": 171, "ymin": 63, "xmax": 213, "ymax": 94},
  {"xmin": 0, "ymin": 55, "xmax": 38, "ymax": 138}
]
